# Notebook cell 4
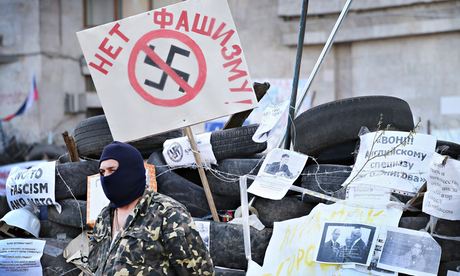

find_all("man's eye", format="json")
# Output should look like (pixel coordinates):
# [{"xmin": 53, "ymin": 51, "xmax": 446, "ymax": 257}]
[{"xmin": 99, "ymin": 169, "xmax": 105, "ymax": 175}]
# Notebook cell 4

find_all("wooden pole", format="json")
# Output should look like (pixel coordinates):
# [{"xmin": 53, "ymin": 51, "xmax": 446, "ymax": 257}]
[
  {"xmin": 62, "ymin": 131, "xmax": 80, "ymax": 162},
  {"xmin": 184, "ymin": 126, "xmax": 220, "ymax": 222}
]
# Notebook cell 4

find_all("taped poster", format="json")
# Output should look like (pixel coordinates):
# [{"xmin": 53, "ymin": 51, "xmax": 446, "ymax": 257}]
[
  {"xmin": 77, "ymin": 0, "xmax": 257, "ymax": 142},
  {"xmin": 246, "ymin": 201, "xmax": 402, "ymax": 275},
  {"xmin": 0, "ymin": 161, "xmax": 44, "ymax": 196},
  {"xmin": 342, "ymin": 131, "xmax": 436, "ymax": 194},
  {"xmin": 0, "ymin": 238, "xmax": 46, "ymax": 276},
  {"xmin": 86, "ymin": 163, "xmax": 156, "ymax": 227},
  {"xmin": 315, "ymin": 222, "xmax": 377, "ymax": 266},
  {"xmin": 377, "ymin": 227, "xmax": 441, "ymax": 276},
  {"xmin": 346, "ymin": 184, "xmax": 392, "ymax": 206},
  {"xmin": 423, "ymin": 152, "xmax": 460, "ymax": 220},
  {"xmin": 162, "ymin": 132, "xmax": 216, "ymax": 168},
  {"xmin": 247, "ymin": 148, "xmax": 308, "ymax": 200},
  {"xmin": 252, "ymin": 100, "xmax": 289, "ymax": 143},
  {"xmin": 5, "ymin": 161, "xmax": 60, "ymax": 212}
]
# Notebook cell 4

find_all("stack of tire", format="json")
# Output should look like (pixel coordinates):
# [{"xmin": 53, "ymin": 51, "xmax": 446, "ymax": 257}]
[{"xmin": 28, "ymin": 96, "xmax": 459, "ymax": 275}]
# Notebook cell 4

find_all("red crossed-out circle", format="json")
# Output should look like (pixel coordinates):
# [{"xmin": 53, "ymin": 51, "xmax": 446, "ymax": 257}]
[{"xmin": 128, "ymin": 29, "xmax": 207, "ymax": 107}]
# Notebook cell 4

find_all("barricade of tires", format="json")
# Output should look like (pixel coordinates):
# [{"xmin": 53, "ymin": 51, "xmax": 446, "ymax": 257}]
[{"xmin": 2, "ymin": 95, "xmax": 459, "ymax": 275}]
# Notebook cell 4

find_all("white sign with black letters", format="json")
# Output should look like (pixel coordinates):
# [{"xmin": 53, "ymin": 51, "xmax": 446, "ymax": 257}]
[
  {"xmin": 0, "ymin": 238, "xmax": 46, "ymax": 276},
  {"xmin": 343, "ymin": 131, "xmax": 436, "ymax": 194},
  {"xmin": 423, "ymin": 152, "xmax": 460, "ymax": 220},
  {"xmin": 5, "ymin": 161, "xmax": 60, "ymax": 212}
]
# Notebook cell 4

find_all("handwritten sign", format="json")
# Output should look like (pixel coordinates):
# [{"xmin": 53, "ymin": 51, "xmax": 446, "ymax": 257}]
[
  {"xmin": 343, "ymin": 131, "xmax": 436, "ymax": 194},
  {"xmin": 423, "ymin": 152, "xmax": 460, "ymax": 220},
  {"xmin": 6, "ymin": 161, "xmax": 59, "ymax": 211},
  {"xmin": 246, "ymin": 202, "xmax": 403, "ymax": 275},
  {"xmin": 77, "ymin": 0, "xmax": 257, "ymax": 142},
  {"xmin": 0, "ymin": 161, "xmax": 44, "ymax": 196}
]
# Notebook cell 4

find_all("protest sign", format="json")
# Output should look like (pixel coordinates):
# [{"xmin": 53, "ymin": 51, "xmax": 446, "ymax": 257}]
[
  {"xmin": 422, "ymin": 152, "xmax": 460, "ymax": 220},
  {"xmin": 162, "ymin": 132, "xmax": 216, "ymax": 168},
  {"xmin": 246, "ymin": 201, "xmax": 402, "ymax": 275},
  {"xmin": 5, "ymin": 161, "xmax": 59, "ymax": 211},
  {"xmin": 252, "ymin": 100, "xmax": 290, "ymax": 143},
  {"xmin": 377, "ymin": 227, "xmax": 441, "ymax": 276},
  {"xmin": 247, "ymin": 148, "xmax": 308, "ymax": 200},
  {"xmin": 0, "ymin": 161, "xmax": 44, "ymax": 196},
  {"xmin": 0, "ymin": 238, "xmax": 46, "ymax": 276},
  {"xmin": 86, "ymin": 163, "xmax": 156, "ymax": 227},
  {"xmin": 342, "ymin": 131, "xmax": 436, "ymax": 194},
  {"xmin": 77, "ymin": 0, "xmax": 257, "ymax": 142}
]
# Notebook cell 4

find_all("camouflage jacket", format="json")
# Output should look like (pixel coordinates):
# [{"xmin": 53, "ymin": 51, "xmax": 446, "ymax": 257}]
[{"xmin": 88, "ymin": 190, "xmax": 214, "ymax": 276}]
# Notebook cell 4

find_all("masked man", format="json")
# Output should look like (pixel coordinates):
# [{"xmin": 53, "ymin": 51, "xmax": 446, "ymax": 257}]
[{"xmin": 88, "ymin": 141, "xmax": 214, "ymax": 275}]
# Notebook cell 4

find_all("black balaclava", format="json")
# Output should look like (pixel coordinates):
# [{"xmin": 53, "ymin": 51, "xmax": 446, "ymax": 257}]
[{"xmin": 99, "ymin": 141, "xmax": 146, "ymax": 208}]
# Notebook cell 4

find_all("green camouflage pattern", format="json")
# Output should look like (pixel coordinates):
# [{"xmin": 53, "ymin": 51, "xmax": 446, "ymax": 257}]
[{"xmin": 88, "ymin": 190, "xmax": 214, "ymax": 275}]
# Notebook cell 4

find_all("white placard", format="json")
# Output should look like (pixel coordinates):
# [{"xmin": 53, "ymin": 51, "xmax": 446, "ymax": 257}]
[
  {"xmin": 343, "ymin": 131, "xmax": 436, "ymax": 194},
  {"xmin": 252, "ymin": 100, "xmax": 289, "ymax": 143},
  {"xmin": 377, "ymin": 227, "xmax": 441, "ymax": 276},
  {"xmin": 448, "ymin": 271, "xmax": 460, "ymax": 276},
  {"xmin": 162, "ymin": 132, "xmax": 216, "ymax": 167},
  {"xmin": 247, "ymin": 148, "xmax": 308, "ymax": 200},
  {"xmin": 6, "ymin": 161, "xmax": 59, "ymax": 212},
  {"xmin": 194, "ymin": 221, "xmax": 210, "ymax": 250},
  {"xmin": 246, "ymin": 201, "xmax": 403, "ymax": 275},
  {"xmin": 0, "ymin": 238, "xmax": 46, "ymax": 276},
  {"xmin": 422, "ymin": 152, "xmax": 460, "ymax": 220},
  {"xmin": 0, "ymin": 161, "xmax": 44, "ymax": 196},
  {"xmin": 77, "ymin": 0, "xmax": 257, "ymax": 142}
]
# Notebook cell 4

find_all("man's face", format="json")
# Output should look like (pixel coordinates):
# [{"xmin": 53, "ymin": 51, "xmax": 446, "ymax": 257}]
[
  {"xmin": 351, "ymin": 228, "xmax": 362, "ymax": 240},
  {"xmin": 410, "ymin": 243, "xmax": 423, "ymax": 256},
  {"xmin": 280, "ymin": 156, "xmax": 289, "ymax": 165},
  {"xmin": 99, "ymin": 159, "xmax": 119, "ymax": 177},
  {"xmin": 332, "ymin": 229, "xmax": 340, "ymax": 241}
]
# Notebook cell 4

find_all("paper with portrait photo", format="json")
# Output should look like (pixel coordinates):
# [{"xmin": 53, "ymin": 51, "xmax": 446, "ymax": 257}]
[
  {"xmin": 246, "ymin": 201, "xmax": 403, "ymax": 276},
  {"xmin": 377, "ymin": 227, "xmax": 441, "ymax": 276},
  {"xmin": 247, "ymin": 148, "xmax": 308, "ymax": 200},
  {"xmin": 315, "ymin": 222, "xmax": 377, "ymax": 266}
]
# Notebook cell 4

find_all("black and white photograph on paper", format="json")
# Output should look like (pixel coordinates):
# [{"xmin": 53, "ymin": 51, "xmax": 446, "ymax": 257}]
[
  {"xmin": 315, "ymin": 222, "xmax": 377, "ymax": 266},
  {"xmin": 377, "ymin": 227, "xmax": 441, "ymax": 276}
]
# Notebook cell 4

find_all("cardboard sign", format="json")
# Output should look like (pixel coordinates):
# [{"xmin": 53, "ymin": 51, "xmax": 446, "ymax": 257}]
[
  {"xmin": 77, "ymin": 0, "xmax": 256, "ymax": 142},
  {"xmin": 423, "ymin": 152, "xmax": 460, "ymax": 220},
  {"xmin": 342, "ymin": 131, "xmax": 436, "ymax": 194},
  {"xmin": 0, "ymin": 161, "xmax": 44, "ymax": 196},
  {"xmin": 246, "ymin": 202, "xmax": 402, "ymax": 275},
  {"xmin": 5, "ymin": 161, "xmax": 59, "ymax": 211},
  {"xmin": 86, "ymin": 163, "xmax": 157, "ymax": 227},
  {"xmin": 162, "ymin": 132, "xmax": 216, "ymax": 167},
  {"xmin": 0, "ymin": 239, "xmax": 46, "ymax": 276}
]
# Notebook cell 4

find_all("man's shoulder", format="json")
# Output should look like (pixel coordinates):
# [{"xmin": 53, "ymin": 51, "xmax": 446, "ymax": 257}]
[{"xmin": 147, "ymin": 191, "xmax": 188, "ymax": 212}]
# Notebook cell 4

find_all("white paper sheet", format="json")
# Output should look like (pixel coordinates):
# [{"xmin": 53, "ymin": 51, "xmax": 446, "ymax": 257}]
[
  {"xmin": 0, "ymin": 239, "xmax": 46, "ymax": 276},
  {"xmin": 163, "ymin": 132, "xmax": 216, "ymax": 168}
]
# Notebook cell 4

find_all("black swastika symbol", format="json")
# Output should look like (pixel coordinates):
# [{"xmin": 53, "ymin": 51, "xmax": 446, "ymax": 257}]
[{"xmin": 144, "ymin": 45, "xmax": 190, "ymax": 93}]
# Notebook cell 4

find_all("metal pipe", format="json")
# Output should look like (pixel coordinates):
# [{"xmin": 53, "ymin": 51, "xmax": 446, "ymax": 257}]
[
  {"xmin": 294, "ymin": 0, "xmax": 353, "ymax": 115},
  {"xmin": 284, "ymin": 0, "xmax": 309, "ymax": 149}
]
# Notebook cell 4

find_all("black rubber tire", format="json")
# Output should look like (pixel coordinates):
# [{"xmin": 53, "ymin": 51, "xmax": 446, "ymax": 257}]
[
  {"xmin": 55, "ymin": 160, "xmax": 99, "ymax": 200},
  {"xmin": 436, "ymin": 238, "xmax": 460, "ymax": 262},
  {"xmin": 74, "ymin": 115, "xmax": 183, "ymax": 158},
  {"xmin": 436, "ymin": 140, "xmax": 460, "ymax": 160},
  {"xmin": 252, "ymin": 196, "xmax": 315, "ymax": 227},
  {"xmin": 27, "ymin": 144, "xmax": 66, "ymax": 161},
  {"xmin": 207, "ymin": 221, "xmax": 272, "ymax": 270},
  {"xmin": 299, "ymin": 164, "xmax": 352, "ymax": 203},
  {"xmin": 41, "ymin": 238, "xmax": 79, "ymax": 276},
  {"xmin": 48, "ymin": 199, "xmax": 86, "ymax": 228},
  {"xmin": 215, "ymin": 267, "xmax": 246, "ymax": 276},
  {"xmin": 293, "ymin": 96, "xmax": 414, "ymax": 156},
  {"xmin": 40, "ymin": 220, "xmax": 82, "ymax": 239},
  {"xmin": 313, "ymin": 141, "xmax": 360, "ymax": 165},
  {"xmin": 148, "ymin": 151, "xmax": 240, "ymax": 217},
  {"xmin": 398, "ymin": 216, "xmax": 429, "ymax": 230},
  {"xmin": 0, "ymin": 196, "xmax": 10, "ymax": 218},
  {"xmin": 438, "ymin": 261, "xmax": 460, "ymax": 276},
  {"xmin": 176, "ymin": 158, "xmax": 262, "ymax": 197},
  {"xmin": 210, "ymin": 125, "xmax": 267, "ymax": 160}
]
